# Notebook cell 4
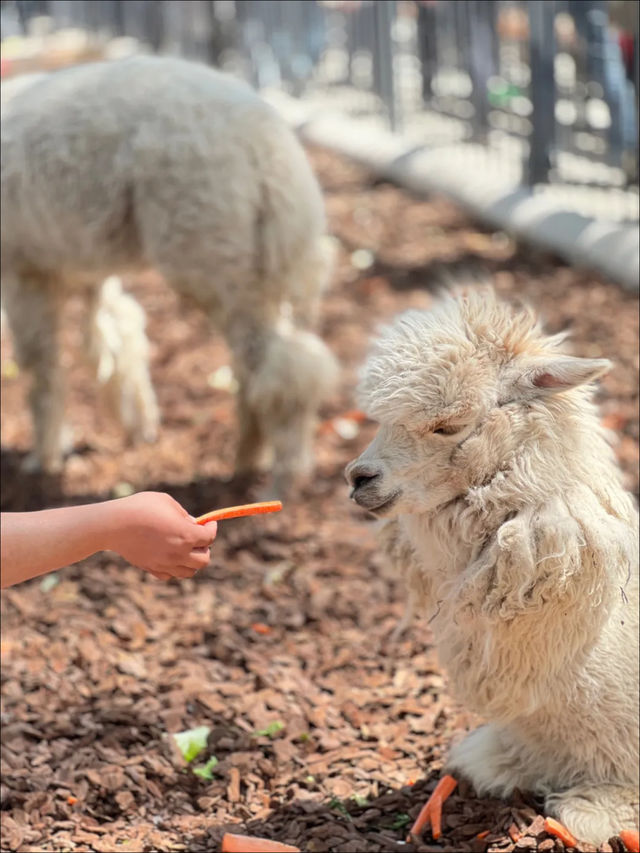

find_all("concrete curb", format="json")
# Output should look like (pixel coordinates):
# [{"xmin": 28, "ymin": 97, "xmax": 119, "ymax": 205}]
[{"xmin": 264, "ymin": 91, "xmax": 639, "ymax": 292}]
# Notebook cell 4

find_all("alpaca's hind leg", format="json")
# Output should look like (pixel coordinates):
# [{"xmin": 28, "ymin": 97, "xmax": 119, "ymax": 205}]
[
  {"xmin": 546, "ymin": 783, "xmax": 639, "ymax": 846},
  {"xmin": 2, "ymin": 272, "xmax": 68, "ymax": 472},
  {"xmin": 234, "ymin": 386, "xmax": 273, "ymax": 476},
  {"xmin": 446, "ymin": 724, "xmax": 539, "ymax": 798},
  {"xmin": 227, "ymin": 322, "xmax": 274, "ymax": 480},
  {"xmin": 233, "ymin": 325, "xmax": 337, "ymax": 497},
  {"xmin": 231, "ymin": 353, "xmax": 312, "ymax": 496},
  {"xmin": 86, "ymin": 277, "xmax": 159, "ymax": 445}
]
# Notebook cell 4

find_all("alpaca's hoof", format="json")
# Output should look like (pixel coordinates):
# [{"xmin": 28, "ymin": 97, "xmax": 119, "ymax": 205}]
[
  {"xmin": 22, "ymin": 425, "xmax": 75, "ymax": 474},
  {"xmin": 255, "ymin": 484, "xmax": 280, "ymax": 503},
  {"xmin": 267, "ymin": 470, "xmax": 309, "ymax": 502},
  {"xmin": 125, "ymin": 412, "xmax": 159, "ymax": 446},
  {"xmin": 21, "ymin": 452, "xmax": 43, "ymax": 473},
  {"xmin": 21, "ymin": 451, "xmax": 63, "ymax": 475},
  {"xmin": 135, "ymin": 421, "xmax": 159, "ymax": 445},
  {"xmin": 235, "ymin": 446, "xmax": 274, "ymax": 478}
]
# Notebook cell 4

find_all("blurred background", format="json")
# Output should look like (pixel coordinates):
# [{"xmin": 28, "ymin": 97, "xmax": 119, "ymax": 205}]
[
  {"xmin": 1, "ymin": 0, "xmax": 639, "ymax": 222},
  {"xmin": 1, "ymin": 5, "xmax": 639, "ymax": 853}
]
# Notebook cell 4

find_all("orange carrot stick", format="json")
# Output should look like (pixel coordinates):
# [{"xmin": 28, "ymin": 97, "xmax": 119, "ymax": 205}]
[
  {"xmin": 220, "ymin": 833, "xmax": 301, "ymax": 853},
  {"xmin": 430, "ymin": 793, "xmax": 444, "ymax": 840},
  {"xmin": 476, "ymin": 830, "xmax": 490, "ymax": 840},
  {"xmin": 196, "ymin": 501, "xmax": 282, "ymax": 525},
  {"xmin": 620, "ymin": 830, "xmax": 640, "ymax": 853},
  {"xmin": 407, "ymin": 774, "xmax": 458, "ymax": 840},
  {"xmin": 407, "ymin": 798, "xmax": 433, "ymax": 841},
  {"xmin": 544, "ymin": 817, "xmax": 578, "ymax": 848}
]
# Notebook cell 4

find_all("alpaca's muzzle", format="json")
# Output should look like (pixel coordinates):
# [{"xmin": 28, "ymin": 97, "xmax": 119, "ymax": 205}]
[{"xmin": 345, "ymin": 461, "xmax": 399, "ymax": 514}]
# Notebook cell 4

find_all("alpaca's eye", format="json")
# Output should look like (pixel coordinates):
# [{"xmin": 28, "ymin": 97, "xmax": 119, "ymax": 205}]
[{"xmin": 432, "ymin": 424, "xmax": 460, "ymax": 436}]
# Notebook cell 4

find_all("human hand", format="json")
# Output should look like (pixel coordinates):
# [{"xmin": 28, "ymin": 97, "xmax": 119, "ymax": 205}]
[{"xmin": 103, "ymin": 492, "xmax": 217, "ymax": 580}]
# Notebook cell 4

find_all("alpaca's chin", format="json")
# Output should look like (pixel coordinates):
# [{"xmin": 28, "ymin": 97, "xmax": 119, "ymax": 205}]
[{"xmin": 354, "ymin": 491, "xmax": 401, "ymax": 516}]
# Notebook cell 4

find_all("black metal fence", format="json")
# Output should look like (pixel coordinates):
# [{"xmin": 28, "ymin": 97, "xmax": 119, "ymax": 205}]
[{"xmin": 2, "ymin": 0, "xmax": 639, "ymax": 199}]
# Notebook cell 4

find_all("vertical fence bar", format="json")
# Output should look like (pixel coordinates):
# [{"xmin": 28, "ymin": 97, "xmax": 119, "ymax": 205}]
[
  {"xmin": 635, "ymin": 19, "xmax": 640, "ymax": 180},
  {"xmin": 373, "ymin": 0, "xmax": 398, "ymax": 131},
  {"xmin": 586, "ymin": 4, "xmax": 633, "ymax": 169},
  {"xmin": 527, "ymin": 0, "xmax": 556, "ymax": 184},
  {"xmin": 415, "ymin": 0, "xmax": 438, "ymax": 104},
  {"xmin": 467, "ymin": 0, "xmax": 497, "ymax": 142}
]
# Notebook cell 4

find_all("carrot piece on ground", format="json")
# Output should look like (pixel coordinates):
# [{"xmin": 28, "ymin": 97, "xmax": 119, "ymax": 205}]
[
  {"xmin": 429, "ymin": 793, "xmax": 444, "ymax": 840},
  {"xmin": 476, "ymin": 829, "xmax": 490, "ymax": 840},
  {"xmin": 544, "ymin": 817, "xmax": 578, "ymax": 848},
  {"xmin": 341, "ymin": 409, "xmax": 367, "ymax": 423},
  {"xmin": 220, "ymin": 833, "xmax": 301, "ymax": 853},
  {"xmin": 318, "ymin": 409, "xmax": 368, "ymax": 435},
  {"xmin": 251, "ymin": 622, "xmax": 272, "ymax": 635},
  {"xmin": 406, "ymin": 774, "xmax": 458, "ymax": 841},
  {"xmin": 196, "ymin": 501, "xmax": 282, "ymax": 525},
  {"xmin": 508, "ymin": 825, "xmax": 522, "ymax": 842},
  {"xmin": 407, "ymin": 797, "xmax": 433, "ymax": 841},
  {"xmin": 620, "ymin": 829, "xmax": 640, "ymax": 853}
]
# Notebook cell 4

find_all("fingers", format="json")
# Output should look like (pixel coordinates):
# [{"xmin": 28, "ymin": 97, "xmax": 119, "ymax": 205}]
[
  {"xmin": 182, "ymin": 547, "xmax": 211, "ymax": 571},
  {"xmin": 192, "ymin": 520, "xmax": 218, "ymax": 547},
  {"xmin": 148, "ymin": 570, "xmax": 172, "ymax": 580},
  {"xmin": 148, "ymin": 566, "xmax": 202, "ymax": 580},
  {"xmin": 142, "ymin": 515, "xmax": 215, "ymax": 579},
  {"xmin": 172, "ymin": 564, "xmax": 204, "ymax": 578},
  {"xmin": 145, "ymin": 553, "xmax": 210, "ymax": 580}
]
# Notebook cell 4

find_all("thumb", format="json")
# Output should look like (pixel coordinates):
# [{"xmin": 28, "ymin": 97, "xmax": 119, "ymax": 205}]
[{"xmin": 194, "ymin": 519, "xmax": 217, "ymax": 545}]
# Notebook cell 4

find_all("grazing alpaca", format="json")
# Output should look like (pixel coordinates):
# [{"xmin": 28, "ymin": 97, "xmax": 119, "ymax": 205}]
[
  {"xmin": 1, "ymin": 56, "xmax": 338, "ymax": 494},
  {"xmin": 346, "ymin": 286, "xmax": 639, "ymax": 845}
]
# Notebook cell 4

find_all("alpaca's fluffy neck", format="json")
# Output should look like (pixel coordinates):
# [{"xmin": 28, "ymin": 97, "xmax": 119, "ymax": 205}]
[
  {"xmin": 398, "ymin": 391, "xmax": 638, "ymax": 727},
  {"xmin": 403, "ymin": 390, "xmax": 636, "ymax": 583}
]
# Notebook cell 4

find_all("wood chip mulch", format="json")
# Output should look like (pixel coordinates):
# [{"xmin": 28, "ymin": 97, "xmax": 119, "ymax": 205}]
[{"xmin": 1, "ymin": 146, "xmax": 638, "ymax": 853}]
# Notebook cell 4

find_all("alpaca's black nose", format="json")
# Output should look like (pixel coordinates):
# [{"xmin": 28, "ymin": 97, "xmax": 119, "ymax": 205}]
[
  {"xmin": 345, "ymin": 462, "xmax": 381, "ymax": 491},
  {"xmin": 353, "ymin": 471, "xmax": 380, "ymax": 491}
]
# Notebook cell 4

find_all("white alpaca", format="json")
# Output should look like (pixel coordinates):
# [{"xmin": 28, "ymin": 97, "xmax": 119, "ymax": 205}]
[
  {"xmin": 346, "ymin": 286, "xmax": 639, "ymax": 845},
  {"xmin": 1, "ymin": 56, "xmax": 338, "ymax": 493}
]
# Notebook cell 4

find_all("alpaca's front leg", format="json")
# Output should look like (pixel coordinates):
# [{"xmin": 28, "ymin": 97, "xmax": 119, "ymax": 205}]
[
  {"xmin": 408, "ymin": 726, "xmax": 540, "ymax": 842},
  {"xmin": 25, "ymin": 370, "xmax": 66, "ymax": 473},
  {"xmin": 233, "ymin": 384, "xmax": 272, "ymax": 477},
  {"xmin": 2, "ymin": 273, "xmax": 68, "ymax": 473},
  {"xmin": 378, "ymin": 519, "xmax": 432, "ymax": 640},
  {"xmin": 546, "ymin": 783, "xmax": 639, "ymax": 847},
  {"xmin": 446, "ymin": 723, "xmax": 540, "ymax": 798}
]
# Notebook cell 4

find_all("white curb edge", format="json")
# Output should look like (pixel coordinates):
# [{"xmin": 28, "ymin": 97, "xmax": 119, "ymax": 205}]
[{"xmin": 264, "ymin": 90, "xmax": 639, "ymax": 293}]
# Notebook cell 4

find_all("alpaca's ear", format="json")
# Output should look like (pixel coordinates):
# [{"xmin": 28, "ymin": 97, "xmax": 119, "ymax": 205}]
[{"xmin": 514, "ymin": 356, "xmax": 612, "ymax": 398}]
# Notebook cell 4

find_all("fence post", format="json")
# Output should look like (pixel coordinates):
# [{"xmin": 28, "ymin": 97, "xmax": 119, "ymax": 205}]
[
  {"xmin": 415, "ymin": 0, "xmax": 438, "ymax": 103},
  {"xmin": 471, "ymin": 1, "xmax": 498, "ymax": 142},
  {"xmin": 373, "ymin": 0, "xmax": 398, "ymax": 131},
  {"xmin": 527, "ymin": 0, "xmax": 556, "ymax": 184}
]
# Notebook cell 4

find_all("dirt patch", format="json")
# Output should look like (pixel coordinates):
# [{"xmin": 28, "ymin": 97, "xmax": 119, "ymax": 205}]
[{"xmin": 1, "ymin": 146, "xmax": 638, "ymax": 853}]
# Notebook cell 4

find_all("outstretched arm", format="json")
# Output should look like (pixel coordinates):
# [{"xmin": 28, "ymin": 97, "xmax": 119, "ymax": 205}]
[{"xmin": 1, "ymin": 492, "xmax": 217, "ymax": 588}]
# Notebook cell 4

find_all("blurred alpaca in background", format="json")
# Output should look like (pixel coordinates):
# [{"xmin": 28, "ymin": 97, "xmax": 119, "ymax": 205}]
[{"xmin": 1, "ymin": 56, "xmax": 338, "ymax": 494}]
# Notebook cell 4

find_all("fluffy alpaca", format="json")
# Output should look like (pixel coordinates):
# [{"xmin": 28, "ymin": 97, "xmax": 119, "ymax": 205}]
[
  {"xmin": 346, "ymin": 286, "xmax": 639, "ymax": 845},
  {"xmin": 1, "ymin": 56, "xmax": 338, "ymax": 493}
]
